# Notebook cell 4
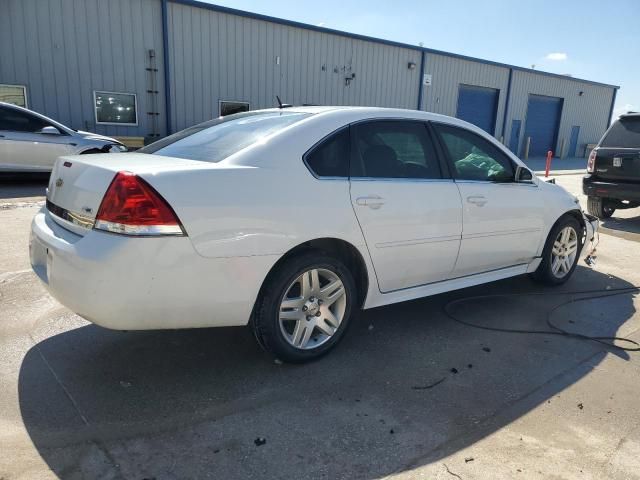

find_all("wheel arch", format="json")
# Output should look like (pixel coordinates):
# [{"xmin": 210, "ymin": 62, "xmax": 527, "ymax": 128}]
[
  {"xmin": 79, "ymin": 148, "xmax": 103, "ymax": 154},
  {"xmin": 552, "ymin": 209, "xmax": 587, "ymax": 248},
  {"xmin": 256, "ymin": 237, "xmax": 370, "ymax": 310}
]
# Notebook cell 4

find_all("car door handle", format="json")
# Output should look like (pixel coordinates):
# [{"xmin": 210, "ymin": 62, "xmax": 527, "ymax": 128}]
[
  {"xmin": 467, "ymin": 195, "xmax": 488, "ymax": 207},
  {"xmin": 356, "ymin": 195, "xmax": 385, "ymax": 209}
]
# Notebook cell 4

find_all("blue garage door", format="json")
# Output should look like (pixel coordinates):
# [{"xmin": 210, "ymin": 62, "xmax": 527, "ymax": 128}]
[
  {"xmin": 523, "ymin": 94, "xmax": 563, "ymax": 157},
  {"xmin": 456, "ymin": 85, "xmax": 500, "ymax": 134}
]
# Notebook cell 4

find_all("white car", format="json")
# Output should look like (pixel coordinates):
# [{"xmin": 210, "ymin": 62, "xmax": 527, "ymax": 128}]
[
  {"xmin": 0, "ymin": 102, "xmax": 126, "ymax": 172},
  {"xmin": 30, "ymin": 107, "xmax": 597, "ymax": 362}
]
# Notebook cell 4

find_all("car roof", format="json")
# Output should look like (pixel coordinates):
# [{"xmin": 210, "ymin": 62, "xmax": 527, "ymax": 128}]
[
  {"xmin": 255, "ymin": 105, "xmax": 459, "ymax": 123},
  {"xmin": 619, "ymin": 112, "xmax": 640, "ymax": 118}
]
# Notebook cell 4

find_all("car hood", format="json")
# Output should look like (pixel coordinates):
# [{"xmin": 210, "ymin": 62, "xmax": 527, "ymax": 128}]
[{"xmin": 75, "ymin": 130, "xmax": 122, "ymax": 144}]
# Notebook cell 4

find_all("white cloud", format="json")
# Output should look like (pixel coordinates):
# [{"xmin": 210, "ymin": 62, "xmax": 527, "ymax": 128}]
[
  {"xmin": 545, "ymin": 52, "xmax": 568, "ymax": 61},
  {"xmin": 316, "ymin": 22, "xmax": 325, "ymax": 27},
  {"xmin": 614, "ymin": 103, "xmax": 638, "ymax": 117}
]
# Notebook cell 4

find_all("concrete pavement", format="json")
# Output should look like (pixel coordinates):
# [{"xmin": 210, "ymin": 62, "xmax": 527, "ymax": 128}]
[{"xmin": 1, "ymin": 174, "xmax": 640, "ymax": 480}]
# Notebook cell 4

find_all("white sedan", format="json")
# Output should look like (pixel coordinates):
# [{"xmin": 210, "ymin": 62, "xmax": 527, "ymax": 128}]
[
  {"xmin": 0, "ymin": 102, "xmax": 126, "ymax": 172},
  {"xmin": 30, "ymin": 107, "xmax": 597, "ymax": 362}
]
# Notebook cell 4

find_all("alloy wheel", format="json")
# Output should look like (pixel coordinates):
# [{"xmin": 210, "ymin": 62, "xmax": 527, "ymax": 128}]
[
  {"xmin": 278, "ymin": 268, "xmax": 347, "ymax": 350},
  {"xmin": 551, "ymin": 226, "xmax": 578, "ymax": 279}
]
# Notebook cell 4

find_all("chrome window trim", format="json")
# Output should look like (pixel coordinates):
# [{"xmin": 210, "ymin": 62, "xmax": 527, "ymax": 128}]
[
  {"xmin": 349, "ymin": 177, "xmax": 454, "ymax": 183},
  {"xmin": 453, "ymin": 179, "xmax": 538, "ymax": 187}
]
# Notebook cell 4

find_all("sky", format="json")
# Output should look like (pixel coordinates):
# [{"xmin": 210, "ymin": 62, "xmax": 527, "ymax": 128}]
[{"xmin": 205, "ymin": 0, "xmax": 639, "ymax": 119}]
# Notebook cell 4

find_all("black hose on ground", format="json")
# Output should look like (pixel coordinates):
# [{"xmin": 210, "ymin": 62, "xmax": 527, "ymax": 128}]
[{"xmin": 444, "ymin": 286, "xmax": 640, "ymax": 352}]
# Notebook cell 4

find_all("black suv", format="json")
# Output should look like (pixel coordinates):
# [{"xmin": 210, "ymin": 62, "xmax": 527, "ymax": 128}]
[{"xmin": 583, "ymin": 113, "xmax": 640, "ymax": 218}]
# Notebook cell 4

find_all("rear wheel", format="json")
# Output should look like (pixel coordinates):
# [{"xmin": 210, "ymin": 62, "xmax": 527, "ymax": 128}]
[
  {"xmin": 252, "ymin": 252, "xmax": 356, "ymax": 363},
  {"xmin": 531, "ymin": 216, "xmax": 582, "ymax": 285},
  {"xmin": 587, "ymin": 196, "xmax": 615, "ymax": 218}
]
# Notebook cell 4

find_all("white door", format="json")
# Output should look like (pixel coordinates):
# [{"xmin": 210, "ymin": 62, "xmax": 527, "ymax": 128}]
[
  {"xmin": 349, "ymin": 120, "xmax": 463, "ymax": 293},
  {"xmin": 0, "ymin": 105, "xmax": 75, "ymax": 171},
  {"xmin": 433, "ymin": 122, "xmax": 545, "ymax": 277}
]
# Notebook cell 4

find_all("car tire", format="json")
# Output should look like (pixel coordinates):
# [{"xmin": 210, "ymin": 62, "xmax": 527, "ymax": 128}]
[
  {"xmin": 251, "ymin": 251, "xmax": 357, "ymax": 363},
  {"xmin": 587, "ymin": 196, "xmax": 614, "ymax": 218},
  {"xmin": 531, "ymin": 215, "xmax": 583, "ymax": 286}
]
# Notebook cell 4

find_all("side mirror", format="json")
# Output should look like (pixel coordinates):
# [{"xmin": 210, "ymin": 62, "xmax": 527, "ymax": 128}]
[
  {"xmin": 515, "ymin": 166, "xmax": 533, "ymax": 183},
  {"xmin": 37, "ymin": 126, "xmax": 61, "ymax": 135}
]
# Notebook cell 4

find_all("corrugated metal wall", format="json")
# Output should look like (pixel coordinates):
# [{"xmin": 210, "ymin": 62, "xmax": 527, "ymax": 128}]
[
  {"xmin": 0, "ymin": 0, "xmax": 166, "ymax": 138},
  {"xmin": 421, "ymin": 54, "xmax": 510, "ymax": 138},
  {"xmin": 508, "ymin": 70, "xmax": 615, "ymax": 157},
  {"xmin": 0, "ymin": 0, "xmax": 616, "ymax": 151},
  {"xmin": 167, "ymin": 2, "xmax": 422, "ymax": 131}
]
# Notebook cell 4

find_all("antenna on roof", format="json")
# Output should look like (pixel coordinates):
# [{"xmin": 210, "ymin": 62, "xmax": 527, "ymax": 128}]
[{"xmin": 276, "ymin": 95, "xmax": 293, "ymax": 109}]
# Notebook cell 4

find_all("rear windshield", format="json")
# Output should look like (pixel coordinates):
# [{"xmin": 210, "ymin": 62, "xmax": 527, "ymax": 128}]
[
  {"xmin": 601, "ymin": 117, "xmax": 640, "ymax": 148},
  {"xmin": 140, "ymin": 111, "xmax": 311, "ymax": 162}
]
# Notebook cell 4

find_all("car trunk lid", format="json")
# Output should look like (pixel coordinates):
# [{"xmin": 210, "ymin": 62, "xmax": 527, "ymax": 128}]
[{"xmin": 46, "ymin": 153, "xmax": 207, "ymax": 235}]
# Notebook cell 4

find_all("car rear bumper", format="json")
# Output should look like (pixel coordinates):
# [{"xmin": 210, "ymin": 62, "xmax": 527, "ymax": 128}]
[
  {"xmin": 29, "ymin": 209, "xmax": 279, "ymax": 330},
  {"xmin": 582, "ymin": 175, "xmax": 640, "ymax": 202}
]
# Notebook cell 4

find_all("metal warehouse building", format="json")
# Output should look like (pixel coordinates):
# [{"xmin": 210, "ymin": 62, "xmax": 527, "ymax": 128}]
[{"xmin": 0, "ymin": 0, "xmax": 619, "ymax": 158}]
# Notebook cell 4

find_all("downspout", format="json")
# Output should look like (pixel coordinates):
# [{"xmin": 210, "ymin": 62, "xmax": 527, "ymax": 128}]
[
  {"xmin": 416, "ymin": 50, "xmax": 426, "ymax": 111},
  {"xmin": 607, "ymin": 88, "xmax": 618, "ymax": 128},
  {"xmin": 500, "ymin": 68, "xmax": 513, "ymax": 142},
  {"xmin": 161, "ymin": 0, "xmax": 172, "ymax": 135}
]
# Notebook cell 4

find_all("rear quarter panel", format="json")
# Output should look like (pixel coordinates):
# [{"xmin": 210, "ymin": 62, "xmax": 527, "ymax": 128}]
[{"xmin": 138, "ymin": 118, "xmax": 368, "ymax": 260}]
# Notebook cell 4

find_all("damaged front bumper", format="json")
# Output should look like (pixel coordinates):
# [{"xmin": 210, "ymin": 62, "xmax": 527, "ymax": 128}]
[{"xmin": 582, "ymin": 212, "xmax": 599, "ymax": 261}]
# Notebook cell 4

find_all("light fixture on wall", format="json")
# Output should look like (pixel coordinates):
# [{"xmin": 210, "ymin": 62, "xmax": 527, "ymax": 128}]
[
  {"xmin": 578, "ymin": 91, "xmax": 584, "ymax": 96},
  {"xmin": 408, "ymin": 62, "xmax": 417, "ymax": 70}
]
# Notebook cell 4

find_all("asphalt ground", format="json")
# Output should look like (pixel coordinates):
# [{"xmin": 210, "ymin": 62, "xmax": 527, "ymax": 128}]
[{"xmin": 1, "ymin": 172, "xmax": 640, "ymax": 480}]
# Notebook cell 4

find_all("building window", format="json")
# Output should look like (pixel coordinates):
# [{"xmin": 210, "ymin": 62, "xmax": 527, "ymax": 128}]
[
  {"xmin": 219, "ymin": 100, "xmax": 250, "ymax": 117},
  {"xmin": 94, "ymin": 91, "xmax": 138, "ymax": 125},
  {"xmin": 0, "ymin": 84, "xmax": 28, "ymax": 107}
]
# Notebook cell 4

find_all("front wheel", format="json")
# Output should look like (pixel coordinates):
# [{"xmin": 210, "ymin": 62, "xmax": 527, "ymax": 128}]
[
  {"xmin": 531, "ymin": 216, "xmax": 582, "ymax": 285},
  {"xmin": 251, "ymin": 252, "xmax": 357, "ymax": 363}
]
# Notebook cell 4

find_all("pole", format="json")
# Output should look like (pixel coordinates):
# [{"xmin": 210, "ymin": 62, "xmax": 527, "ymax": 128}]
[
  {"xmin": 524, "ymin": 137, "xmax": 531, "ymax": 160},
  {"xmin": 545, "ymin": 150, "xmax": 553, "ymax": 177}
]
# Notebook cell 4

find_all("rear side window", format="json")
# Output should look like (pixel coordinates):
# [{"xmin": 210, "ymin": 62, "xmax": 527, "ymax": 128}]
[
  {"xmin": 351, "ymin": 120, "xmax": 442, "ymax": 179},
  {"xmin": 0, "ymin": 106, "xmax": 49, "ymax": 132},
  {"xmin": 434, "ymin": 123, "xmax": 514, "ymax": 182},
  {"xmin": 304, "ymin": 128, "xmax": 350, "ymax": 177},
  {"xmin": 140, "ymin": 111, "xmax": 311, "ymax": 162},
  {"xmin": 601, "ymin": 117, "xmax": 640, "ymax": 148}
]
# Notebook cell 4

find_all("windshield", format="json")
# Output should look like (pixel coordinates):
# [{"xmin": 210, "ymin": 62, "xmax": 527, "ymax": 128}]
[
  {"xmin": 601, "ymin": 117, "xmax": 640, "ymax": 148},
  {"xmin": 139, "ymin": 111, "xmax": 311, "ymax": 162}
]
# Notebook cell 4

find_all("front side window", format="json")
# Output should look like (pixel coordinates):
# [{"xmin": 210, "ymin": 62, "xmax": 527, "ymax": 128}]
[
  {"xmin": 94, "ymin": 91, "xmax": 138, "ymax": 125},
  {"xmin": 0, "ymin": 84, "xmax": 27, "ymax": 107},
  {"xmin": 351, "ymin": 120, "xmax": 441, "ymax": 179},
  {"xmin": 220, "ymin": 101, "xmax": 250, "ymax": 117},
  {"xmin": 0, "ymin": 106, "xmax": 49, "ymax": 132},
  {"xmin": 434, "ymin": 123, "xmax": 514, "ymax": 182},
  {"xmin": 304, "ymin": 128, "xmax": 350, "ymax": 177},
  {"xmin": 140, "ymin": 111, "xmax": 311, "ymax": 163},
  {"xmin": 601, "ymin": 117, "xmax": 640, "ymax": 148}
]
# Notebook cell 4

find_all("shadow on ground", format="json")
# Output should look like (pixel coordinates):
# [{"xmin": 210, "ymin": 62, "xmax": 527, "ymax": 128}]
[
  {"xmin": 0, "ymin": 173, "xmax": 49, "ymax": 200},
  {"xmin": 600, "ymin": 212, "xmax": 640, "ymax": 237},
  {"xmin": 18, "ymin": 267, "xmax": 638, "ymax": 479}
]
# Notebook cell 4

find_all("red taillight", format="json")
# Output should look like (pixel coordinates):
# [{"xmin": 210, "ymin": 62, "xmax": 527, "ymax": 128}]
[
  {"xmin": 94, "ymin": 171, "xmax": 184, "ymax": 236},
  {"xmin": 587, "ymin": 149, "xmax": 597, "ymax": 173}
]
